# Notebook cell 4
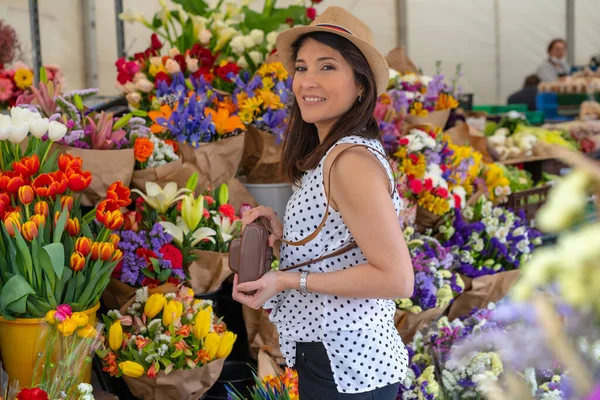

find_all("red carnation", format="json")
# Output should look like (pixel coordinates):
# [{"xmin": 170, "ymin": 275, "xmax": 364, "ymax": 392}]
[
  {"xmin": 408, "ymin": 154, "xmax": 419, "ymax": 164},
  {"xmin": 190, "ymin": 45, "xmax": 216, "ymax": 67},
  {"xmin": 219, "ymin": 204, "xmax": 236, "ymax": 221},
  {"xmin": 215, "ymin": 63, "xmax": 240, "ymax": 82},
  {"xmin": 440, "ymin": 164, "xmax": 448, "ymax": 173},
  {"xmin": 16, "ymin": 388, "xmax": 49, "ymax": 400},
  {"xmin": 174, "ymin": 54, "xmax": 187, "ymax": 73},
  {"xmin": 409, "ymin": 179, "xmax": 423, "ymax": 194},
  {"xmin": 435, "ymin": 187, "xmax": 449, "ymax": 199},
  {"xmin": 424, "ymin": 178, "xmax": 433, "ymax": 191},
  {"xmin": 306, "ymin": 7, "xmax": 317, "ymax": 20},
  {"xmin": 159, "ymin": 244, "xmax": 183, "ymax": 270},
  {"xmin": 151, "ymin": 33, "xmax": 163, "ymax": 50},
  {"xmin": 136, "ymin": 248, "xmax": 158, "ymax": 264},
  {"xmin": 399, "ymin": 137, "xmax": 409, "ymax": 146}
]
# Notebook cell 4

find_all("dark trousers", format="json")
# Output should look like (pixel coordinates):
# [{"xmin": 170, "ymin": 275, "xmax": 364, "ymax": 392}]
[{"xmin": 295, "ymin": 342, "xmax": 400, "ymax": 400}]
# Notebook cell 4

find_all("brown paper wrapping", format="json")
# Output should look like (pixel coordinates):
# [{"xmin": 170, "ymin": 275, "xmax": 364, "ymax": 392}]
[
  {"xmin": 123, "ymin": 358, "xmax": 225, "ymax": 400},
  {"xmin": 243, "ymin": 126, "xmax": 284, "ymax": 184},
  {"xmin": 386, "ymin": 46, "xmax": 418, "ymax": 74},
  {"xmin": 447, "ymin": 270, "xmax": 520, "ymax": 321},
  {"xmin": 57, "ymin": 146, "xmax": 135, "ymax": 206},
  {"xmin": 178, "ymin": 133, "xmax": 246, "ymax": 192},
  {"xmin": 187, "ymin": 250, "xmax": 231, "ymax": 294},
  {"xmin": 405, "ymin": 109, "xmax": 451, "ymax": 130},
  {"xmin": 131, "ymin": 158, "xmax": 183, "ymax": 192},
  {"xmin": 395, "ymin": 307, "xmax": 446, "ymax": 343},
  {"xmin": 445, "ymin": 123, "xmax": 494, "ymax": 163},
  {"xmin": 415, "ymin": 206, "xmax": 443, "ymax": 233},
  {"xmin": 100, "ymin": 280, "xmax": 180, "ymax": 314},
  {"xmin": 242, "ymin": 306, "xmax": 284, "ymax": 364},
  {"xmin": 257, "ymin": 348, "xmax": 284, "ymax": 379}
]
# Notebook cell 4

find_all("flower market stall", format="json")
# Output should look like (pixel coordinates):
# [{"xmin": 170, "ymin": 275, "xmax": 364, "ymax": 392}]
[{"xmin": 1, "ymin": 0, "xmax": 600, "ymax": 399}]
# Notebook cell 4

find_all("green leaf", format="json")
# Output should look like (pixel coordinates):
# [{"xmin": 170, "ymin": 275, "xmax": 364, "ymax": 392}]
[
  {"xmin": 44, "ymin": 277, "xmax": 57, "ymax": 309},
  {"xmin": 13, "ymin": 228, "xmax": 33, "ymax": 283},
  {"xmin": 150, "ymin": 257, "xmax": 161, "ymax": 273},
  {"xmin": 53, "ymin": 208, "xmax": 69, "ymax": 243},
  {"xmin": 40, "ymin": 243, "xmax": 65, "ymax": 281},
  {"xmin": 64, "ymin": 273, "xmax": 76, "ymax": 303},
  {"xmin": 27, "ymin": 296, "xmax": 51, "ymax": 316},
  {"xmin": 158, "ymin": 268, "xmax": 172, "ymax": 282},
  {"xmin": 55, "ymin": 267, "xmax": 72, "ymax": 304},
  {"xmin": 170, "ymin": 349, "xmax": 183, "ymax": 358},
  {"xmin": 39, "ymin": 150, "xmax": 60, "ymax": 174},
  {"xmin": 141, "ymin": 268, "xmax": 157, "ymax": 280},
  {"xmin": 171, "ymin": 0, "xmax": 209, "ymax": 16},
  {"xmin": 77, "ymin": 273, "xmax": 102, "ymax": 308},
  {"xmin": 152, "ymin": 15, "xmax": 163, "ymax": 29},
  {"xmin": 0, "ymin": 275, "xmax": 35, "ymax": 316}
]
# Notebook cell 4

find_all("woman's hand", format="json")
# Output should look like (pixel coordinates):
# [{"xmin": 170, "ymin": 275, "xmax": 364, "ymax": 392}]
[
  {"xmin": 241, "ymin": 206, "xmax": 283, "ymax": 257},
  {"xmin": 232, "ymin": 272, "xmax": 291, "ymax": 310}
]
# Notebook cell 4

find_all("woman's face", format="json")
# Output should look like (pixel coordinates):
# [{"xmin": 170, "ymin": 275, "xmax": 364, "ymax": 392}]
[{"xmin": 292, "ymin": 38, "xmax": 361, "ymax": 136}]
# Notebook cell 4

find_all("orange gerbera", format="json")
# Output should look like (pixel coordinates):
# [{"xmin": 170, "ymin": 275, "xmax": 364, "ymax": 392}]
[
  {"xmin": 205, "ymin": 107, "xmax": 245, "ymax": 136},
  {"xmin": 134, "ymin": 137, "xmax": 154, "ymax": 163}
]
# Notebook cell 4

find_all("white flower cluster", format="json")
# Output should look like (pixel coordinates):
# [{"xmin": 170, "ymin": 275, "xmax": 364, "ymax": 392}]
[
  {"xmin": 229, "ymin": 29, "xmax": 279, "ymax": 69},
  {"xmin": 77, "ymin": 383, "xmax": 95, "ymax": 400},
  {"xmin": 442, "ymin": 351, "xmax": 503, "ymax": 399},
  {"xmin": 0, "ymin": 107, "xmax": 67, "ymax": 144},
  {"xmin": 147, "ymin": 134, "xmax": 179, "ymax": 168},
  {"xmin": 406, "ymin": 128, "xmax": 437, "ymax": 153}
]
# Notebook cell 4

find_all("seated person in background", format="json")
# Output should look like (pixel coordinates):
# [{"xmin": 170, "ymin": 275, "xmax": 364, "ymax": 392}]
[
  {"xmin": 507, "ymin": 75, "xmax": 541, "ymax": 111},
  {"xmin": 536, "ymin": 38, "xmax": 570, "ymax": 82}
]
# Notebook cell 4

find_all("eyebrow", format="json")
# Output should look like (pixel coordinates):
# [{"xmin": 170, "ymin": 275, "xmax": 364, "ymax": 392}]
[{"xmin": 295, "ymin": 57, "xmax": 338, "ymax": 63}]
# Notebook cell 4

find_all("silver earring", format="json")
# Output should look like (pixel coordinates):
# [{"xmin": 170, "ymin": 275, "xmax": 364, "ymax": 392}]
[{"xmin": 358, "ymin": 94, "xmax": 363, "ymax": 103}]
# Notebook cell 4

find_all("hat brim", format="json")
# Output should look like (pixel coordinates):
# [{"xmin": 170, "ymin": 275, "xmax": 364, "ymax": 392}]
[{"xmin": 276, "ymin": 25, "xmax": 390, "ymax": 97}]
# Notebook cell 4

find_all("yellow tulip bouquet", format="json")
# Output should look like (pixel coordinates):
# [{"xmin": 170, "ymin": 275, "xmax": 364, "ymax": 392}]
[{"xmin": 98, "ymin": 286, "xmax": 235, "ymax": 384}]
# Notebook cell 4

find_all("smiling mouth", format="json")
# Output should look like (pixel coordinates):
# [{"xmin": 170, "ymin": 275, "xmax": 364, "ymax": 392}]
[{"xmin": 303, "ymin": 96, "xmax": 326, "ymax": 103}]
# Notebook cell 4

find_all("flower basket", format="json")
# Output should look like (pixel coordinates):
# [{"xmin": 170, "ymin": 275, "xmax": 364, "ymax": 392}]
[
  {"xmin": 0, "ymin": 303, "xmax": 100, "ymax": 385},
  {"xmin": 178, "ymin": 133, "xmax": 246, "ymax": 192},
  {"xmin": 405, "ymin": 109, "xmax": 451, "ymax": 131},
  {"xmin": 187, "ymin": 250, "xmax": 231, "ymax": 295},
  {"xmin": 56, "ymin": 146, "xmax": 135, "ymax": 206},
  {"xmin": 242, "ymin": 306, "xmax": 284, "ymax": 364},
  {"xmin": 130, "ymin": 157, "xmax": 183, "ymax": 193},
  {"xmin": 242, "ymin": 126, "xmax": 284, "ymax": 184},
  {"xmin": 123, "ymin": 358, "xmax": 225, "ymax": 400},
  {"xmin": 447, "ymin": 270, "xmax": 520, "ymax": 321},
  {"xmin": 101, "ymin": 278, "xmax": 180, "ymax": 312},
  {"xmin": 394, "ymin": 306, "xmax": 447, "ymax": 343}
]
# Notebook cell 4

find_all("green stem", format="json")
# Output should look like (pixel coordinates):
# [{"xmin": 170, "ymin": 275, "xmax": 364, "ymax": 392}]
[
  {"xmin": 262, "ymin": 0, "xmax": 276, "ymax": 17},
  {"xmin": 40, "ymin": 141, "xmax": 53, "ymax": 169}
]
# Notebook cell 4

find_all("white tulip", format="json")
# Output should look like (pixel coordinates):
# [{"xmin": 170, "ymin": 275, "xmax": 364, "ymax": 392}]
[
  {"xmin": 248, "ymin": 50, "xmax": 263, "ymax": 66},
  {"xmin": 0, "ymin": 115, "xmax": 11, "ymax": 140},
  {"xmin": 10, "ymin": 107, "xmax": 32, "ymax": 123},
  {"xmin": 8, "ymin": 121, "xmax": 29, "ymax": 144},
  {"xmin": 242, "ymin": 36, "xmax": 255, "ymax": 49},
  {"xmin": 249, "ymin": 29, "xmax": 264, "ymax": 46},
  {"xmin": 48, "ymin": 121, "xmax": 68, "ymax": 142},
  {"xmin": 29, "ymin": 117, "xmax": 50, "ymax": 138}
]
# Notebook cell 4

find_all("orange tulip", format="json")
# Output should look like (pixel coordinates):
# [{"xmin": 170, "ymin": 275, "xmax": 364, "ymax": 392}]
[
  {"xmin": 32, "ymin": 174, "xmax": 59, "ymax": 197},
  {"xmin": 66, "ymin": 168, "xmax": 92, "ymax": 192},
  {"xmin": 30, "ymin": 214, "xmax": 46, "ymax": 228},
  {"xmin": 99, "ymin": 242, "xmax": 114, "ymax": 261},
  {"xmin": 90, "ymin": 242, "xmax": 101, "ymax": 261},
  {"xmin": 111, "ymin": 249, "xmax": 123, "ymax": 262},
  {"xmin": 54, "ymin": 210, "xmax": 69, "ymax": 226},
  {"xmin": 51, "ymin": 171, "xmax": 68, "ymax": 195},
  {"xmin": 60, "ymin": 196, "xmax": 74, "ymax": 212},
  {"xmin": 13, "ymin": 155, "xmax": 40, "ymax": 178},
  {"xmin": 107, "ymin": 181, "xmax": 132, "ymax": 207},
  {"xmin": 66, "ymin": 217, "xmax": 80, "ymax": 236},
  {"xmin": 21, "ymin": 221, "xmax": 38, "ymax": 241},
  {"xmin": 104, "ymin": 211, "xmax": 124, "ymax": 230},
  {"xmin": 58, "ymin": 154, "xmax": 82, "ymax": 172},
  {"xmin": 18, "ymin": 185, "xmax": 34, "ymax": 205},
  {"xmin": 70, "ymin": 251, "xmax": 86, "ymax": 272},
  {"xmin": 96, "ymin": 199, "xmax": 120, "ymax": 225},
  {"xmin": 0, "ymin": 171, "xmax": 26, "ymax": 194},
  {"xmin": 4, "ymin": 217, "xmax": 21, "ymax": 237},
  {"xmin": 75, "ymin": 237, "xmax": 92, "ymax": 257},
  {"xmin": 34, "ymin": 201, "xmax": 49, "ymax": 217},
  {"xmin": 109, "ymin": 233, "xmax": 120, "ymax": 248}
]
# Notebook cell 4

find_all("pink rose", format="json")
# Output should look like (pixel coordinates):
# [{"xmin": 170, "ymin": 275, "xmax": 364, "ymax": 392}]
[
  {"xmin": 165, "ymin": 59, "xmax": 181, "ymax": 75},
  {"xmin": 186, "ymin": 57, "xmax": 199, "ymax": 73}
]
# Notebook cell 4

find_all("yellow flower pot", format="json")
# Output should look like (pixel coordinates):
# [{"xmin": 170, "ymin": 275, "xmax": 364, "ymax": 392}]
[{"xmin": 0, "ymin": 302, "xmax": 100, "ymax": 385}]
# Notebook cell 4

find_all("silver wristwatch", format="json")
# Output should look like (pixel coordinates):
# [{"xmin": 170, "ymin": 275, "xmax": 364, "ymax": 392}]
[{"xmin": 299, "ymin": 271, "xmax": 310, "ymax": 296}]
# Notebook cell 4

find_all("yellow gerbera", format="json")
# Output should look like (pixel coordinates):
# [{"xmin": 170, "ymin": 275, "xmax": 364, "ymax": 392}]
[
  {"xmin": 14, "ymin": 68, "xmax": 34, "ymax": 90},
  {"xmin": 240, "ymin": 96, "xmax": 264, "ymax": 116},
  {"xmin": 261, "ymin": 76, "xmax": 274, "ymax": 91},
  {"xmin": 238, "ymin": 108, "xmax": 255, "ymax": 124},
  {"xmin": 269, "ymin": 62, "xmax": 289, "ymax": 81},
  {"xmin": 257, "ymin": 63, "xmax": 271, "ymax": 78},
  {"xmin": 258, "ymin": 90, "xmax": 283, "ymax": 110}
]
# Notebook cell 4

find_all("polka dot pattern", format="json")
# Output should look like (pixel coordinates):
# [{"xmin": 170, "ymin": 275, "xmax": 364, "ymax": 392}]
[{"xmin": 263, "ymin": 136, "xmax": 409, "ymax": 394}]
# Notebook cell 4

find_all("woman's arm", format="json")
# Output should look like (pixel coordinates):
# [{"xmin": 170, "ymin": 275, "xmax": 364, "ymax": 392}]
[{"xmin": 233, "ymin": 145, "xmax": 414, "ymax": 309}]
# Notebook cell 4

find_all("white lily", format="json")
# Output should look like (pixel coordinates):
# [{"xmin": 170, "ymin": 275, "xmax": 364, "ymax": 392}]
[
  {"xmin": 212, "ymin": 214, "xmax": 241, "ymax": 243},
  {"xmin": 131, "ymin": 182, "xmax": 191, "ymax": 214},
  {"xmin": 159, "ymin": 220, "xmax": 217, "ymax": 247}
]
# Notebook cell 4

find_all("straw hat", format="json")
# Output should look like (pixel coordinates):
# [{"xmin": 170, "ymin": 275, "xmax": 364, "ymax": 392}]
[{"xmin": 276, "ymin": 6, "xmax": 389, "ymax": 96}]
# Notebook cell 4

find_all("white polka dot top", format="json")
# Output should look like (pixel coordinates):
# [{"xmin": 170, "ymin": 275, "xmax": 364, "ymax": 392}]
[{"xmin": 263, "ymin": 135, "xmax": 409, "ymax": 394}]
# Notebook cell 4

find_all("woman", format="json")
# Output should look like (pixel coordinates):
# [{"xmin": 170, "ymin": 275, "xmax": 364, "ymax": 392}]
[
  {"xmin": 536, "ymin": 38, "xmax": 570, "ymax": 82},
  {"xmin": 232, "ymin": 6, "xmax": 414, "ymax": 399}
]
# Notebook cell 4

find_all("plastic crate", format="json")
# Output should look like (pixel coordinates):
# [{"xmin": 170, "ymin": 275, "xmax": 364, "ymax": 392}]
[
  {"xmin": 503, "ymin": 185, "xmax": 551, "ymax": 223},
  {"xmin": 524, "ymin": 111, "xmax": 545, "ymax": 125},
  {"xmin": 472, "ymin": 104, "xmax": 528, "ymax": 114}
]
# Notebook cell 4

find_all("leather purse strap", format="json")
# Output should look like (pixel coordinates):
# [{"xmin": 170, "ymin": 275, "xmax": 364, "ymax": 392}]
[{"xmin": 268, "ymin": 143, "xmax": 395, "ymax": 272}]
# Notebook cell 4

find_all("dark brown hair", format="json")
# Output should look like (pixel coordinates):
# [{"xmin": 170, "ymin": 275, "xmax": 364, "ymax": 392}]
[
  {"xmin": 547, "ymin": 38, "xmax": 567, "ymax": 54},
  {"xmin": 280, "ymin": 32, "xmax": 380, "ymax": 185}
]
